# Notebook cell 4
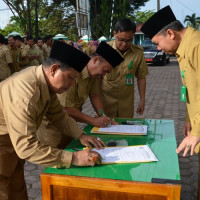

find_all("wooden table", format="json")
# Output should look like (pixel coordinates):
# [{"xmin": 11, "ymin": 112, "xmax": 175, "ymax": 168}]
[{"xmin": 41, "ymin": 119, "xmax": 181, "ymax": 200}]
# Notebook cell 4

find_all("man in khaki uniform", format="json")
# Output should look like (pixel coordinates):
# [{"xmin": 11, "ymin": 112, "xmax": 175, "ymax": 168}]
[
  {"xmin": 141, "ymin": 5, "xmax": 200, "ymax": 198},
  {"xmin": 8, "ymin": 35, "xmax": 20, "ymax": 73},
  {"xmin": 100, "ymin": 19, "xmax": 149, "ymax": 118},
  {"xmin": 25, "ymin": 36, "xmax": 40, "ymax": 66},
  {"xmin": 0, "ymin": 34, "xmax": 12, "ymax": 81},
  {"xmin": 42, "ymin": 35, "xmax": 53, "ymax": 59},
  {"xmin": 23, "ymin": 37, "xmax": 28, "ymax": 45},
  {"xmin": 0, "ymin": 41, "xmax": 103, "ymax": 200},
  {"xmin": 58, "ymin": 41, "xmax": 123, "ymax": 127},
  {"xmin": 84, "ymin": 41, "xmax": 97, "ymax": 56},
  {"xmin": 37, "ymin": 37, "xmax": 45, "ymax": 64},
  {"xmin": 15, "ymin": 36, "xmax": 29, "ymax": 69}
]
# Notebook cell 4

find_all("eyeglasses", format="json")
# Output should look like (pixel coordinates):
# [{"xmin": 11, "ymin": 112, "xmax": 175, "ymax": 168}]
[{"xmin": 116, "ymin": 35, "xmax": 133, "ymax": 44}]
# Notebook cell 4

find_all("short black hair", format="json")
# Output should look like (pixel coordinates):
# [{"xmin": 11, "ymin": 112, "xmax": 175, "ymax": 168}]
[
  {"xmin": 14, "ymin": 35, "xmax": 22, "ymax": 41},
  {"xmin": 37, "ymin": 37, "xmax": 43, "ymax": 42},
  {"xmin": 158, "ymin": 20, "xmax": 184, "ymax": 36},
  {"xmin": 8, "ymin": 35, "xmax": 15, "ymax": 40},
  {"xmin": 0, "ymin": 34, "xmax": 5, "ymax": 44},
  {"xmin": 114, "ymin": 19, "xmax": 136, "ymax": 33},
  {"xmin": 44, "ymin": 35, "xmax": 53, "ymax": 42},
  {"xmin": 42, "ymin": 57, "xmax": 72, "ymax": 71}
]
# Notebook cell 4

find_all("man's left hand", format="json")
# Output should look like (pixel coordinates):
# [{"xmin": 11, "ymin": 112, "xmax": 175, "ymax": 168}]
[
  {"xmin": 79, "ymin": 133, "xmax": 106, "ymax": 149},
  {"xmin": 136, "ymin": 100, "xmax": 145, "ymax": 115}
]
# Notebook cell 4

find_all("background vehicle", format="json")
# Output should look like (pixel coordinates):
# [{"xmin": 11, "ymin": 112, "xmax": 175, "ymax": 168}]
[{"xmin": 141, "ymin": 39, "xmax": 170, "ymax": 65}]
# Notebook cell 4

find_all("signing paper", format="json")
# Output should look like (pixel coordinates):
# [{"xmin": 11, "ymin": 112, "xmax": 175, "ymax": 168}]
[
  {"xmin": 93, "ymin": 145, "xmax": 158, "ymax": 164},
  {"xmin": 91, "ymin": 124, "xmax": 147, "ymax": 135}
]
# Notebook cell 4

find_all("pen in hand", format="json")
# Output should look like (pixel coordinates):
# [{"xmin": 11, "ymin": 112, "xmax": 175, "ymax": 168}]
[
  {"xmin": 99, "ymin": 109, "xmax": 118, "ymax": 126},
  {"xmin": 99, "ymin": 108, "xmax": 105, "ymax": 116},
  {"xmin": 72, "ymin": 148, "xmax": 81, "ymax": 151}
]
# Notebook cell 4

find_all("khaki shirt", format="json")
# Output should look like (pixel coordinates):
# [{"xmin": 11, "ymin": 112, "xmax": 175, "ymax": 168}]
[
  {"xmin": 38, "ymin": 46, "xmax": 45, "ymax": 64},
  {"xmin": 19, "ymin": 44, "xmax": 29, "ymax": 68},
  {"xmin": 42, "ymin": 43, "xmax": 51, "ymax": 59},
  {"xmin": 84, "ymin": 47, "xmax": 95, "ymax": 56},
  {"xmin": 26, "ymin": 45, "xmax": 40, "ymax": 66},
  {"xmin": 176, "ymin": 26, "xmax": 200, "ymax": 138},
  {"xmin": 57, "ymin": 66, "xmax": 99, "ymax": 110},
  {"xmin": 8, "ymin": 45, "xmax": 20, "ymax": 73},
  {"xmin": 100, "ymin": 41, "xmax": 149, "ymax": 118},
  {"xmin": 0, "ymin": 65, "xmax": 83, "ymax": 168},
  {"xmin": 0, "ymin": 44, "xmax": 12, "ymax": 80}
]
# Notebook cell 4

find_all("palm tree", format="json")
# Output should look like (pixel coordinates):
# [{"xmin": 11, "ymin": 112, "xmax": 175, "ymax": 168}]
[{"xmin": 184, "ymin": 13, "xmax": 200, "ymax": 30}]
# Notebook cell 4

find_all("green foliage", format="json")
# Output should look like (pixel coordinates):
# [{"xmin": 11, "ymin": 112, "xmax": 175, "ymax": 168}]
[
  {"xmin": 0, "ymin": 22, "xmax": 23, "ymax": 36},
  {"xmin": 184, "ymin": 13, "xmax": 200, "ymax": 29},
  {"xmin": 37, "ymin": 1, "xmax": 76, "ymax": 39},
  {"xmin": 134, "ymin": 10, "xmax": 155, "ymax": 25}
]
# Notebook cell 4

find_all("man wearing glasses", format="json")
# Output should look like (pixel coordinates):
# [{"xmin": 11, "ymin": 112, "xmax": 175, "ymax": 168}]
[{"xmin": 99, "ymin": 19, "xmax": 149, "ymax": 118}]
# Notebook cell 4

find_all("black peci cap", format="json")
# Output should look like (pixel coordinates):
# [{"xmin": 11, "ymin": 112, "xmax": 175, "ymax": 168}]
[
  {"xmin": 95, "ymin": 41, "xmax": 124, "ymax": 68},
  {"xmin": 141, "ymin": 6, "xmax": 176, "ymax": 39},
  {"xmin": 50, "ymin": 41, "xmax": 90, "ymax": 72}
]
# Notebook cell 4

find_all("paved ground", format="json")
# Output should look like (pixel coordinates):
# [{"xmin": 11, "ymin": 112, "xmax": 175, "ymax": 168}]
[{"xmin": 24, "ymin": 57, "xmax": 198, "ymax": 200}]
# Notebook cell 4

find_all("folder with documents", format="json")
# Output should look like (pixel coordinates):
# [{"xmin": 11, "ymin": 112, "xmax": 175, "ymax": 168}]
[{"xmin": 91, "ymin": 124, "xmax": 148, "ymax": 135}]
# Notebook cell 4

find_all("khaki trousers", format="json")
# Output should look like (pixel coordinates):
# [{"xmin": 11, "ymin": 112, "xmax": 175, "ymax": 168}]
[{"xmin": 0, "ymin": 135, "xmax": 28, "ymax": 200}]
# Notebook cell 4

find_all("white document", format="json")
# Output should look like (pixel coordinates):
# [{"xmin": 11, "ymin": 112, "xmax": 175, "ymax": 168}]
[
  {"xmin": 93, "ymin": 145, "xmax": 158, "ymax": 164},
  {"xmin": 96, "ymin": 125, "xmax": 147, "ymax": 135}
]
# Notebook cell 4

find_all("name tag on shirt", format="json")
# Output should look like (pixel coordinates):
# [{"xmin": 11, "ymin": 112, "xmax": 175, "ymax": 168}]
[{"xmin": 126, "ymin": 74, "xmax": 133, "ymax": 85}]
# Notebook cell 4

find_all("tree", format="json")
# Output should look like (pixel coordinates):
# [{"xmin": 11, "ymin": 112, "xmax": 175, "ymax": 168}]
[
  {"xmin": 38, "ymin": 1, "xmax": 76, "ymax": 40},
  {"xmin": 89, "ymin": 0, "xmax": 149, "ymax": 39},
  {"xmin": 134, "ymin": 10, "xmax": 155, "ymax": 25},
  {"xmin": 2, "ymin": 0, "xmax": 32, "ymax": 35},
  {"xmin": 2, "ymin": 0, "xmax": 76, "ymax": 38},
  {"xmin": 184, "ymin": 13, "xmax": 200, "ymax": 30}
]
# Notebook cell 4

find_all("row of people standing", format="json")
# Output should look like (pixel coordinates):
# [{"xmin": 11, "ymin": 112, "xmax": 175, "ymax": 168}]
[{"xmin": 0, "ymin": 34, "xmax": 53, "ymax": 81}]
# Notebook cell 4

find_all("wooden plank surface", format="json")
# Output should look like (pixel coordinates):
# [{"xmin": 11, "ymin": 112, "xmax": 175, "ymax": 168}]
[{"xmin": 41, "ymin": 173, "xmax": 181, "ymax": 200}]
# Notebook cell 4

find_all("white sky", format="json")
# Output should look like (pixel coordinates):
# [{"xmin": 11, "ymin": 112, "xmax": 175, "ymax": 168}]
[
  {"xmin": 0, "ymin": 0, "xmax": 12, "ymax": 29},
  {"xmin": 0, "ymin": 0, "xmax": 200, "ymax": 29},
  {"xmin": 139, "ymin": 0, "xmax": 200, "ymax": 25}
]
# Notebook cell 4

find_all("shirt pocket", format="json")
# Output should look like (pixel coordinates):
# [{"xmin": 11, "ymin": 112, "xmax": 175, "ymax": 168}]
[{"xmin": 103, "ymin": 67, "xmax": 120, "ymax": 82}]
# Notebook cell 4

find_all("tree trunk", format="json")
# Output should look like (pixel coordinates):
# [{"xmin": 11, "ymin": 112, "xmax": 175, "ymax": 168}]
[
  {"xmin": 27, "ymin": 0, "xmax": 32, "ymax": 37},
  {"xmin": 35, "ymin": 0, "xmax": 38, "ymax": 39}
]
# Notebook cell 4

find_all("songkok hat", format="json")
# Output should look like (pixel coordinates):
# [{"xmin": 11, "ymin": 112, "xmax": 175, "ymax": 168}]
[
  {"xmin": 141, "ymin": 6, "xmax": 176, "ymax": 39},
  {"xmin": 50, "ymin": 41, "xmax": 90, "ymax": 72},
  {"xmin": 95, "ymin": 41, "xmax": 124, "ymax": 68}
]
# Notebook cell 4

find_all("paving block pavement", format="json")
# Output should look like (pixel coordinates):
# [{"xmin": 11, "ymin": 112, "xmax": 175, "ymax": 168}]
[{"xmin": 25, "ymin": 57, "xmax": 198, "ymax": 200}]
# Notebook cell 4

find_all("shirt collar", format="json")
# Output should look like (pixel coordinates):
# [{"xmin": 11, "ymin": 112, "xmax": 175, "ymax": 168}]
[
  {"xmin": 81, "ymin": 66, "xmax": 90, "ymax": 80},
  {"xmin": 176, "ymin": 27, "xmax": 193, "ymax": 58}
]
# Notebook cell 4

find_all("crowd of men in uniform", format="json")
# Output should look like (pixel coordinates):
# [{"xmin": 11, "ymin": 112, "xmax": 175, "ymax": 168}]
[
  {"xmin": 0, "ymin": 33, "xmax": 103, "ymax": 82},
  {"xmin": 0, "ymin": 34, "xmax": 53, "ymax": 81}
]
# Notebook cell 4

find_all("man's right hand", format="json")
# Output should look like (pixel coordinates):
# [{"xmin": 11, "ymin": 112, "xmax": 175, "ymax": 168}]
[
  {"xmin": 93, "ymin": 116, "xmax": 117, "ymax": 127},
  {"xmin": 71, "ymin": 149, "xmax": 102, "ymax": 166}
]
